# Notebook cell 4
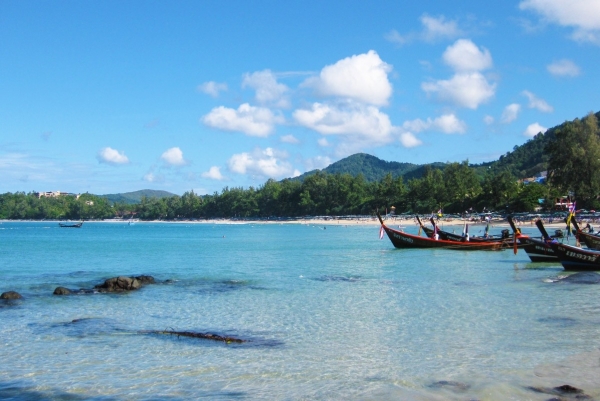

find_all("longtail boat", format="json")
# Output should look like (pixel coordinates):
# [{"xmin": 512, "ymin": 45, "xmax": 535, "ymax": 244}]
[
  {"xmin": 378, "ymin": 213, "xmax": 505, "ymax": 251},
  {"xmin": 535, "ymin": 219, "xmax": 600, "ymax": 271},
  {"xmin": 420, "ymin": 216, "xmax": 513, "ymax": 243},
  {"xmin": 571, "ymin": 218, "xmax": 600, "ymax": 250},
  {"xmin": 507, "ymin": 216, "xmax": 558, "ymax": 262},
  {"xmin": 59, "ymin": 221, "xmax": 83, "ymax": 228}
]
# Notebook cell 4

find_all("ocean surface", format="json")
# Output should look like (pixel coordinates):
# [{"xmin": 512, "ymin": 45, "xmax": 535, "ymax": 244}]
[{"xmin": 1, "ymin": 220, "xmax": 600, "ymax": 400}]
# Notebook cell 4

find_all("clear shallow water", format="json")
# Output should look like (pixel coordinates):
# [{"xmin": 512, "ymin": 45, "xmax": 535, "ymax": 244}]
[{"xmin": 1, "ymin": 221, "xmax": 600, "ymax": 400}]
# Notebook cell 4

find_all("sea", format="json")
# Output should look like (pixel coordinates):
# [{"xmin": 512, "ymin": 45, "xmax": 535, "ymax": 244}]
[{"xmin": 1, "ymin": 220, "xmax": 600, "ymax": 400}]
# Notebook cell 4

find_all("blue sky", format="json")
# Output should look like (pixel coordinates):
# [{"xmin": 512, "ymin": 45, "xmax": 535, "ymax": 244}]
[{"xmin": 1, "ymin": 0, "xmax": 599, "ymax": 195}]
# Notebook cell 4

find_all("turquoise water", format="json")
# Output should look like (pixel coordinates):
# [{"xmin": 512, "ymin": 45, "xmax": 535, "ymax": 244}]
[{"xmin": 1, "ymin": 221, "xmax": 600, "ymax": 400}]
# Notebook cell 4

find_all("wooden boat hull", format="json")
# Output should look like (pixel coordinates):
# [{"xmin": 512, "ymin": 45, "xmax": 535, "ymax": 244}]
[
  {"xmin": 521, "ymin": 237, "xmax": 559, "ymax": 262},
  {"xmin": 577, "ymin": 231, "xmax": 600, "ymax": 250},
  {"xmin": 379, "ymin": 215, "xmax": 504, "ymax": 251},
  {"xmin": 549, "ymin": 242, "xmax": 600, "ymax": 271}
]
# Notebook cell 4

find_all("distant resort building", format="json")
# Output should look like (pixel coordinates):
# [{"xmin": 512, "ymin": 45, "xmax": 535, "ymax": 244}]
[
  {"xmin": 35, "ymin": 191, "xmax": 81, "ymax": 200},
  {"xmin": 520, "ymin": 171, "xmax": 547, "ymax": 185}
]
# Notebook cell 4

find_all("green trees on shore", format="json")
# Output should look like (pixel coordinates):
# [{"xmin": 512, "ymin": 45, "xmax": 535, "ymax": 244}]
[{"xmin": 2, "ymin": 112, "xmax": 599, "ymax": 220}]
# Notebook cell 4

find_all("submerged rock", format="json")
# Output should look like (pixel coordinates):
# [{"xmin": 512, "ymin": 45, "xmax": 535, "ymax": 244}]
[
  {"xmin": 561, "ymin": 272, "xmax": 600, "ymax": 285},
  {"xmin": 53, "ymin": 287, "xmax": 72, "ymax": 295},
  {"xmin": 0, "ymin": 291, "xmax": 22, "ymax": 300},
  {"xmin": 428, "ymin": 380, "xmax": 470, "ymax": 392},
  {"xmin": 526, "ymin": 384, "xmax": 592, "ymax": 399}
]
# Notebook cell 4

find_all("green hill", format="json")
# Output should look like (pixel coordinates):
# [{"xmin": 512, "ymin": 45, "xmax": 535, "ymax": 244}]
[
  {"xmin": 293, "ymin": 110, "xmax": 600, "ymax": 182},
  {"xmin": 294, "ymin": 153, "xmax": 447, "ymax": 182},
  {"xmin": 100, "ymin": 189, "xmax": 176, "ymax": 204}
]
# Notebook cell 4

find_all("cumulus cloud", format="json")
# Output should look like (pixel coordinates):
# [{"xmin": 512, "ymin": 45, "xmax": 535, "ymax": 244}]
[
  {"xmin": 547, "ymin": 59, "xmax": 581, "ymax": 77},
  {"xmin": 422, "ymin": 72, "xmax": 496, "ymax": 109},
  {"xmin": 160, "ymin": 147, "xmax": 186, "ymax": 166},
  {"xmin": 302, "ymin": 50, "xmax": 393, "ymax": 106},
  {"xmin": 519, "ymin": 0, "xmax": 600, "ymax": 44},
  {"xmin": 293, "ymin": 102, "xmax": 395, "ymax": 147},
  {"xmin": 442, "ymin": 39, "xmax": 493, "ymax": 72},
  {"xmin": 317, "ymin": 138, "xmax": 330, "ymax": 147},
  {"xmin": 198, "ymin": 81, "xmax": 228, "ymax": 97},
  {"xmin": 280, "ymin": 134, "xmax": 300, "ymax": 144},
  {"xmin": 202, "ymin": 103, "xmax": 284, "ymax": 137},
  {"xmin": 97, "ymin": 147, "xmax": 129, "ymax": 165},
  {"xmin": 228, "ymin": 147, "xmax": 296, "ymax": 179},
  {"xmin": 402, "ymin": 113, "xmax": 467, "ymax": 134},
  {"xmin": 304, "ymin": 155, "xmax": 332, "ymax": 171},
  {"xmin": 385, "ymin": 14, "xmax": 461, "ymax": 45},
  {"xmin": 242, "ymin": 70, "xmax": 290, "ymax": 108},
  {"xmin": 522, "ymin": 90, "xmax": 554, "ymax": 113},
  {"xmin": 400, "ymin": 132, "xmax": 422, "ymax": 148},
  {"xmin": 483, "ymin": 115, "xmax": 495, "ymax": 125},
  {"xmin": 524, "ymin": 122, "xmax": 548, "ymax": 137},
  {"xmin": 143, "ymin": 172, "xmax": 164, "ymax": 183},
  {"xmin": 501, "ymin": 103, "xmax": 521, "ymax": 123},
  {"xmin": 201, "ymin": 166, "xmax": 225, "ymax": 180}
]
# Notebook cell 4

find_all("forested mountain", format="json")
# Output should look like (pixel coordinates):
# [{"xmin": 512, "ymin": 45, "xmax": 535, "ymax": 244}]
[
  {"xmin": 295, "ymin": 153, "xmax": 447, "ymax": 182},
  {"xmin": 100, "ymin": 189, "xmax": 176, "ymax": 204}
]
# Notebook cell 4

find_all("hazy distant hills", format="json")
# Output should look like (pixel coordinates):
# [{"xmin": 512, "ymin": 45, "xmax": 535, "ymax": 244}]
[{"xmin": 100, "ymin": 189, "xmax": 176, "ymax": 204}]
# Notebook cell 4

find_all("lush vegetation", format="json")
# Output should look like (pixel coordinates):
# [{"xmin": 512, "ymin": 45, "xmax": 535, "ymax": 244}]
[{"xmin": 1, "ymin": 111, "xmax": 598, "ymax": 220}]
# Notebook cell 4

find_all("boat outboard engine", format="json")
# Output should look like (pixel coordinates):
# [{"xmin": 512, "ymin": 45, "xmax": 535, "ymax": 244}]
[
  {"xmin": 501, "ymin": 229, "xmax": 510, "ymax": 239},
  {"xmin": 553, "ymin": 229, "xmax": 564, "ymax": 238}
]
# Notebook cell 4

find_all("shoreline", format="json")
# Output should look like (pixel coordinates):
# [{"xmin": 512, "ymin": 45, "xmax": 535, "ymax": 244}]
[{"xmin": 0, "ymin": 216, "xmax": 573, "ymax": 229}]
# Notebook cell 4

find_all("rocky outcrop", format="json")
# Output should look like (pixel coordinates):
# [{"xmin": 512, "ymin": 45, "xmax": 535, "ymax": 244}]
[
  {"xmin": 94, "ymin": 275, "xmax": 155, "ymax": 293},
  {"xmin": 1, "ymin": 291, "xmax": 22, "ymax": 300},
  {"xmin": 52, "ymin": 275, "xmax": 156, "ymax": 295},
  {"xmin": 53, "ymin": 287, "xmax": 72, "ymax": 295}
]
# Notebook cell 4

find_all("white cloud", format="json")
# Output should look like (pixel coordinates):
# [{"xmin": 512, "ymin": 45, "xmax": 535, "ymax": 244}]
[
  {"xmin": 143, "ymin": 172, "xmax": 164, "ymax": 183},
  {"xmin": 519, "ymin": 0, "xmax": 600, "ymax": 44},
  {"xmin": 501, "ymin": 103, "xmax": 521, "ymax": 123},
  {"xmin": 442, "ymin": 39, "xmax": 493, "ymax": 72},
  {"xmin": 302, "ymin": 50, "xmax": 393, "ymax": 106},
  {"xmin": 385, "ymin": 14, "xmax": 461, "ymax": 45},
  {"xmin": 198, "ymin": 81, "xmax": 228, "ymax": 97},
  {"xmin": 524, "ymin": 122, "xmax": 548, "ymax": 137},
  {"xmin": 547, "ymin": 59, "xmax": 581, "ymax": 77},
  {"xmin": 280, "ymin": 134, "xmax": 300, "ymax": 144},
  {"xmin": 317, "ymin": 138, "xmax": 330, "ymax": 147},
  {"xmin": 522, "ymin": 90, "xmax": 554, "ymax": 112},
  {"xmin": 483, "ymin": 115, "xmax": 495, "ymax": 125},
  {"xmin": 160, "ymin": 147, "xmax": 186, "ymax": 166},
  {"xmin": 293, "ymin": 102, "xmax": 394, "ymax": 147},
  {"xmin": 97, "ymin": 147, "xmax": 129, "ymax": 165},
  {"xmin": 202, "ymin": 103, "xmax": 284, "ymax": 137},
  {"xmin": 201, "ymin": 166, "xmax": 225, "ymax": 180},
  {"xmin": 402, "ymin": 113, "xmax": 467, "ymax": 134},
  {"xmin": 304, "ymin": 155, "xmax": 332, "ymax": 170},
  {"xmin": 242, "ymin": 70, "xmax": 290, "ymax": 108},
  {"xmin": 400, "ymin": 132, "xmax": 422, "ymax": 148},
  {"xmin": 228, "ymin": 147, "xmax": 295, "ymax": 179},
  {"xmin": 422, "ymin": 72, "xmax": 496, "ymax": 109}
]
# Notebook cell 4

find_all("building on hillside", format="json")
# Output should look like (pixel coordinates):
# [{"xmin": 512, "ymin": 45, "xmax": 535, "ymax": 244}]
[{"xmin": 36, "ymin": 191, "xmax": 80, "ymax": 199}]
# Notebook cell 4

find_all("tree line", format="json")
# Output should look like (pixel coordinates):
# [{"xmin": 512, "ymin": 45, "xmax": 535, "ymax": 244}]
[{"xmin": 1, "ymin": 112, "xmax": 598, "ymax": 220}]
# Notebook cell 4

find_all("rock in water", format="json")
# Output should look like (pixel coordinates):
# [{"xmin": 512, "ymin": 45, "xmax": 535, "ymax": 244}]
[
  {"xmin": 53, "ymin": 287, "xmax": 72, "ymax": 295},
  {"xmin": 94, "ymin": 276, "xmax": 142, "ymax": 292},
  {"xmin": 0, "ymin": 291, "xmax": 22, "ymax": 300},
  {"xmin": 561, "ymin": 272, "xmax": 600, "ymax": 284}
]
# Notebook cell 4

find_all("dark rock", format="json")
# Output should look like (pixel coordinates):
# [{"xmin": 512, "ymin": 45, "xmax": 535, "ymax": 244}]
[
  {"xmin": 1, "ymin": 291, "xmax": 22, "ymax": 300},
  {"xmin": 53, "ymin": 287, "xmax": 72, "ymax": 295},
  {"xmin": 134, "ymin": 275, "xmax": 155, "ymax": 285},
  {"xmin": 428, "ymin": 380, "xmax": 470, "ymax": 392},
  {"xmin": 554, "ymin": 384, "xmax": 584, "ymax": 394},
  {"xmin": 93, "ymin": 275, "xmax": 155, "ymax": 293},
  {"xmin": 94, "ymin": 276, "xmax": 141, "ymax": 292},
  {"xmin": 561, "ymin": 272, "xmax": 600, "ymax": 284}
]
